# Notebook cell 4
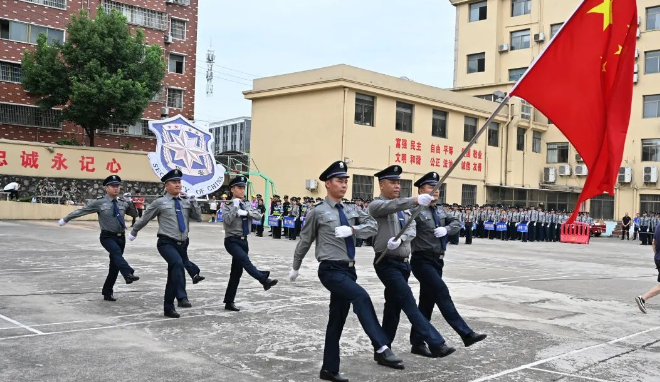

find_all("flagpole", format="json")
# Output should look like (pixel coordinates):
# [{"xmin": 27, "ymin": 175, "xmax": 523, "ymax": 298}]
[
  {"xmin": 509, "ymin": 0, "xmax": 587, "ymax": 95},
  {"xmin": 374, "ymin": 96, "xmax": 510, "ymax": 265}
]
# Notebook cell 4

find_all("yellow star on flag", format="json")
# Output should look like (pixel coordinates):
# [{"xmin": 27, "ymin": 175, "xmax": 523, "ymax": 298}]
[
  {"xmin": 588, "ymin": 0, "xmax": 613, "ymax": 31},
  {"xmin": 615, "ymin": 45, "xmax": 622, "ymax": 55}
]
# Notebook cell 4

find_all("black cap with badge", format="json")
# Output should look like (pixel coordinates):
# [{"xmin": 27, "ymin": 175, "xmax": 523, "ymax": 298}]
[
  {"xmin": 320, "ymin": 161, "xmax": 350, "ymax": 181},
  {"xmin": 229, "ymin": 175, "xmax": 247, "ymax": 187},
  {"xmin": 161, "ymin": 169, "xmax": 183, "ymax": 183},
  {"xmin": 414, "ymin": 171, "xmax": 439, "ymax": 188},
  {"xmin": 374, "ymin": 165, "xmax": 402, "ymax": 181},
  {"xmin": 103, "ymin": 175, "xmax": 121, "ymax": 186}
]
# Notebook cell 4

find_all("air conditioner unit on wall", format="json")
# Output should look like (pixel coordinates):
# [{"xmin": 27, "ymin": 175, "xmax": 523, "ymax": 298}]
[
  {"xmin": 164, "ymin": 34, "xmax": 173, "ymax": 44},
  {"xmin": 305, "ymin": 179, "xmax": 318, "ymax": 191},
  {"xmin": 543, "ymin": 167, "xmax": 556, "ymax": 183},
  {"xmin": 644, "ymin": 165, "xmax": 658, "ymax": 183},
  {"xmin": 575, "ymin": 153, "xmax": 584, "ymax": 162},
  {"xmin": 633, "ymin": 74, "xmax": 638, "ymax": 84},
  {"xmin": 558, "ymin": 164, "xmax": 571, "ymax": 176},
  {"xmin": 575, "ymin": 164, "xmax": 588, "ymax": 176},
  {"xmin": 533, "ymin": 32, "xmax": 545, "ymax": 42},
  {"xmin": 498, "ymin": 43, "xmax": 509, "ymax": 52},
  {"xmin": 618, "ymin": 166, "xmax": 632, "ymax": 183}
]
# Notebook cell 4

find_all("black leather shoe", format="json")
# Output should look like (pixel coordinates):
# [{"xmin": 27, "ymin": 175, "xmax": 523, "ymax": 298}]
[
  {"xmin": 192, "ymin": 274, "xmax": 205, "ymax": 284},
  {"xmin": 430, "ymin": 344, "xmax": 456, "ymax": 358},
  {"xmin": 462, "ymin": 332, "xmax": 487, "ymax": 347},
  {"xmin": 164, "ymin": 309, "xmax": 180, "ymax": 318},
  {"xmin": 263, "ymin": 278, "xmax": 278, "ymax": 291},
  {"xmin": 320, "ymin": 369, "xmax": 349, "ymax": 382},
  {"xmin": 374, "ymin": 349, "xmax": 405, "ymax": 369},
  {"xmin": 124, "ymin": 274, "xmax": 139, "ymax": 284},
  {"xmin": 411, "ymin": 344, "xmax": 433, "ymax": 357},
  {"xmin": 225, "ymin": 303, "xmax": 240, "ymax": 312},
  {"xmin": 103, "ymin": 295, "xmax": 117, "ymax": 302},
  {"xmin": 177, "ymin": 298, "xmax": 192, "ymax": 308}
]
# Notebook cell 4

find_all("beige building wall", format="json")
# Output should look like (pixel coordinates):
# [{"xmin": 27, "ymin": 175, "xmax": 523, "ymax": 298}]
[{"xmin": 449, "ymin": 0, "xmax": 660, "ymax": 218}]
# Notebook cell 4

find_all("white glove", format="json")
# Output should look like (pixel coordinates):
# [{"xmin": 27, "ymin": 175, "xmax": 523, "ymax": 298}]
[
  {"xmin": 58, "ymin": 218, "xmax": 66, "ymax": 226},
  {"xmin": 232, "ymin": 198, "xmax": 241, "ymax": 208},
  {"xmin": 434, "ymin": 227, "xmax": 448, "ymax": 238},
  {"xmin": 128, "ymin": 233, "xmax": 136, "ymax": 241},
  {"xmin": 387, "ymin": 237, "xmax": 402, "ymax": 250},
  {"xmin": 289, "ymin": 269, "xmax": 299, "ymax": 282},
  {"xmin": 334, "ymin": 226, "xmax": 353, "ymax": 238},
  {"xmin": 417, "ymin": 193, "xmax": 434, "ymax": 207},
  {"xmin": 237, "ymin": 209, "xmax": 248, "ymax": 217}
]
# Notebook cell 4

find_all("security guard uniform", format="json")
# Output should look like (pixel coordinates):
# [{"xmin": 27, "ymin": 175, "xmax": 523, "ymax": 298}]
[
  {"xmin": 291, "ymin": 161, "xmax": 403, "ymax": 381},
  {"xmin": 222, "ymin": 176, "xmax": 277, "ymax": 311},
  {"xmin": 410, "ymin": 172, "xmax": 487, "ymax": 352},
  {"xmin": 60, "ymin": 175, "xmax": 138, "ymax": 300},
  {"xmin": 369, "ymin": 166, "xmax": 452, "ymax": 360},
  {"xmin": 130, "ymin": 169, "xmax": 203, "ymax": 318}
]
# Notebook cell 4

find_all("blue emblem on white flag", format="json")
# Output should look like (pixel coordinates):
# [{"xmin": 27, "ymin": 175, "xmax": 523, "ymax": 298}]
[{"xmin": 148, "ymin": 115, "xmax": 225, "ymax": 196}]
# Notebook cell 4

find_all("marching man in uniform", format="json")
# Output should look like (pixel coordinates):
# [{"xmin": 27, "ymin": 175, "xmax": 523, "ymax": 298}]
[
  {"xmin": 129, "ymin": 169, "xmax": 204, "ymax": 318},
  {"xmin": 369, "ymin": 166, "xmax": 455, "ymax": 362},
  {"xmin": 289, "ymin": 161, "xmax": 404, "ymax": 382},
  {"xmin": 410, "ymin": 172, "xmax": 487, "ymax": 355},
  {"xmin": 222, "ymin": 175, "xmax": 278, "ymax": 312},
  {"xmin": 59, "ymin": 175, "xmax": 139, "ymax": 301}
]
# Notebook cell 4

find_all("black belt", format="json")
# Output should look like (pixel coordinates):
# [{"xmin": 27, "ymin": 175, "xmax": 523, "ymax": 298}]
[
  {"xmin": 320, "ymin": 260, "xmax": 355, "ymax": 268},
  {"xmin": 101, "ymin": 230, "xmax": 124, "ymax": 237},
  {"xmin": 412, "ymin": 251, "xmax": 444, "ymax": 260},
  {"xmin": 375, "ymin": 253, "xmax": 409, "ymax": 263},
  {"xmin": 157, "ymin": 234, "xmax": 186, "ymax": 245}
]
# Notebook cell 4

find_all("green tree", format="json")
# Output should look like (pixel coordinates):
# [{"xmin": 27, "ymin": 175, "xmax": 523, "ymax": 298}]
[{"xmin": 21, "ymin": 7, "xmax": 166, "ymax": 147}]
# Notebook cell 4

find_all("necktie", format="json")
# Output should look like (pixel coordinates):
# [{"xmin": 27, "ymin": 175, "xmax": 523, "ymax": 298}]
[
  {"xmin": 112, "ymin": 199, "xmax": 126, "ymax": 230},
  {"xmin": 336, "ymin": 204, "xmax": 355, "ymax": 259},
  {"xmin": 239, "ymin": 202, "xmax": 250, "ymax": 236},
  {"xmin": 174, "ymin": 197, "xmax": 186, "ymax": 232},
  {"xmin": 430, "ymin": 206, "xmax": 448, "ymax": 251},
  {"xmin": 396, "ymin": 211, "xmax": 406, "ymax": 229}
]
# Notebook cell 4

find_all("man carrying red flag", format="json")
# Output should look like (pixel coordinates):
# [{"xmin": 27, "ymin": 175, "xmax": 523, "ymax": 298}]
[{"xmin": 509, "ymin": 0, "xmax": 638, "ymax": 224}]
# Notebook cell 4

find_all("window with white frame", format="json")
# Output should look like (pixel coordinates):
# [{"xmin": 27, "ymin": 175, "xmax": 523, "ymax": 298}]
[
  {"xmin": 511, "ymin": 29, "xmax": 530, "ymax": 50},
  {"xmin": 0, "ymin": 103, "xmax": 62, "ymax": 129},
  {"xmin": 168, "ymin": 53, "xmax": 185, "ymax": 74},
  {"xmin": 19, "ymin": 0, "xmax": 67, "ymax": 9},
  {"xmin": 108, "ymin": 119, "xmax": 153, "ymax": 136},
  {"xmin": 647, "ymin": 6, "xmax": 660, "ymax": 31},
  {"xmin": 0, "ymin": 19, "xmax": 64, "ymax": 44},
  {"xmin": 469, "ymin": 1, "xmax": 487, "ymax": 22},
  {"xmin": 355, "ymin": 93, "xmax": 375, "ymax": 126},
  {"xmin": 642, "ymin": 139, "xmax": 660, "ymax": 161},
  {"xmin": 0, "ymin": 61, "xmax": 22, "ymax": 83},
  {"xmin": 395, "ymin": 101, "xmax": 413, "ymax": 133},
  {"xmin": 101, "ymin": 0, "xmax": 167, "ymax": 31},
  {"xmin": 508, "ymin": 67, "xmax": 527, "ymax": 81},
  {"xmin": 521, "ymin": 99, "xmax": 532, "ymax": 120},
  {"xmin": 550, "ymin": 23, "xmax": 564, "ymax": 38},
  {"xmin": 547, "ymin": 142, "xmax": 569, "ymax": 163},
  {"xmin": 646, "ymin": 50, "xmax": 660, "ymax": 74},
  {"xmin": 467, "ymin": 52, "xmax": 485, "ymax": 73},
  {"xmin": 512, "ymin": 0, "xmax": 531, "ymax": 17},
  {"xmin": 168, "ymin": 0, "xmax": 190, "ymax": 5},
  {"xmin": 644, "ymin": 95, "xmax": 660, "ymax": 118},
  {"xmin": 167, "ymin": 88, "xmax": 183, "ymax": 109},
  {"xmin": 170, "ymin": 18, "xmax": 186, "ymax": 40},
  {"xmin": 152, "ymin": 87, "xmax": 166, "ymax": 103}
]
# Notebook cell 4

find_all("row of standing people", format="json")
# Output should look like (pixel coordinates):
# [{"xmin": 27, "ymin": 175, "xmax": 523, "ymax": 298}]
[{"xmin": 622, "ymin": 212, "xmax": 660, "ymax": 245}]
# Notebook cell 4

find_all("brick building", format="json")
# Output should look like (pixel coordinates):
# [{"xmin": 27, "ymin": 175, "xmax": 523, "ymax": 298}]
[{"xmin": 0, "ymin": 0, "xmax": 198, "ymax": 151}]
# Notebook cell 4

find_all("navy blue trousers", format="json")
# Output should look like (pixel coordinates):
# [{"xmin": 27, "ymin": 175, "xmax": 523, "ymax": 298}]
[
  {"xmin": 410, "ymin": 254, "xmax": 473, "ymax": 346},
  {"xmin": 374, "ymin": 257, "xmax": 445, "ymax": 350},
  {"xmin": 317, "ymin": 261, "xmax": 389, "ymax": 374},
  {"xmin": 157, "ymin": 237, "xmax": 195, "ymax": 311},
  {"xmin": 223, "ymin": 236, "xmax": 268, "ymax": 304},
  {"xmin": 99, "ymin": 233, "xmax": 133, "ymax": 296}
]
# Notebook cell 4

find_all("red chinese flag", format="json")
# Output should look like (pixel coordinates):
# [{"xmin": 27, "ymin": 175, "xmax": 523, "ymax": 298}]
[{"xmin": 510, "ymin": 0, "xmax": 637, "ymax": 223}]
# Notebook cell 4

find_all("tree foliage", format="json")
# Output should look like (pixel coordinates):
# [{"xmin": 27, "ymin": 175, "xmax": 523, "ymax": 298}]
[{"xmin": 22, "ymin": 7, "xmax": 166, "ymax": 146}]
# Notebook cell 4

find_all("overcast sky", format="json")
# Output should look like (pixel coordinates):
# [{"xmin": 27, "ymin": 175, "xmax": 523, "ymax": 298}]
[{"xmin": 193, "ymin": 0, "xmax": 457, "ymax": 123}]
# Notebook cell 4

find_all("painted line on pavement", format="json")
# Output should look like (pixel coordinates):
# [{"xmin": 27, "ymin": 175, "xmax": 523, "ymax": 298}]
[{"xmin": 0, "ymin": 314, "xmax": 44, "ymax": 335}]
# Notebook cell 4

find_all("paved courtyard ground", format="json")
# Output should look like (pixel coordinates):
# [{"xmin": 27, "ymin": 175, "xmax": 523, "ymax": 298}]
[{"xmin": 0, "ymin": 220, "xmax": 659, "ymax": 382}]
